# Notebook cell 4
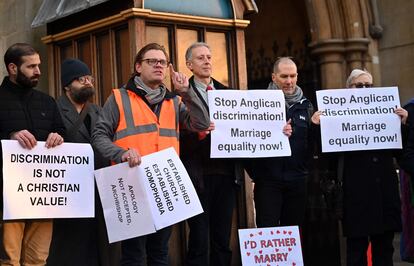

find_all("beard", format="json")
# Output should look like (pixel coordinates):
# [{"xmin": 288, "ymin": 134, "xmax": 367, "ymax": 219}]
[
  {"xmin": 69, "ymin": 86, "xmax": 95, "ymax": 104},
  {"xmin": 16, "ymin": 69, "xmax": 39, "ymax": 88}
]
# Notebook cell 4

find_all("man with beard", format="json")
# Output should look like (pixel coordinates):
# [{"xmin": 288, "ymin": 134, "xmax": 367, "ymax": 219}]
[
  {"xmin": 0, "ymin": 43, "xmax": 65, "ymax": 265},
  {"xmin": 47, "ymin": 58, "xmax": 120, "ymax": 266}
]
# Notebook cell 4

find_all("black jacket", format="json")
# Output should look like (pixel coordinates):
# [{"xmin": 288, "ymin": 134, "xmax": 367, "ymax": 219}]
[
  {"xmin": 245, "ymin": 97, "xmax": 314, "ymax": 181},
  {"xmin": 400, "ymin": 99, "xmax": 414, "ymax": 177},
  {"xmin": 180, "ymin": 77, "xmax": 243, "ymax": 191},
  {"xmin": 341, "ymin": 149, "xmax": 402, "ymax": 237},
  {"xmin": 0, "ymin": 77, "xmax": 65, "ymax": 141},
  {"xmin": 0, "ymin": 77, "xmax": 65, "ymax": 207}
]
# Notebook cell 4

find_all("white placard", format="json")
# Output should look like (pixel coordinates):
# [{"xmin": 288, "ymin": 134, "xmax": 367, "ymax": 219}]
[
  {"xmin": 94, "ymin": 162, "xmax": 156, "ymax": 243},
  {"xmin": 1, "ymin": 140, "xmax": 94, "ymax": 220},
  {"xmin": 94, "ymin": 147, "xmax": 203, "ymax": 243},
  {"xmin": 208, "ymin": 90, "xmax": 291, "ymax": 158},
  {"xmin": 238, "ymin": 226, "xmax": 303, "ymax": 266},
  {"xmin": 137, "ymin": 148, "xmax": 203, "ymax": 229},
  {"xmin": 316, "ymin": 87, "xmax": 402, "ymax": 152}
]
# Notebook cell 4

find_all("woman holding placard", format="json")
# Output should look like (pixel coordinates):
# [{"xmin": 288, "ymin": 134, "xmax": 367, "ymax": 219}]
[{"xmin": 312, "ymin": 69, "xmax": 407, "ymax": 266}]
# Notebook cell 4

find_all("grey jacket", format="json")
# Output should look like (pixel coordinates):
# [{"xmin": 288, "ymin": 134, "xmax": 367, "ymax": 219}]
[{"xmin": 57, "ymin": 94, "xmax": 109, "ymax": 169}]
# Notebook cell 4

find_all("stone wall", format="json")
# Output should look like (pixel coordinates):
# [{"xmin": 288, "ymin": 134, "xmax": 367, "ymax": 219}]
[
  {"xmin": 378, "ymin": 0, "xmax": 414, "ymax": 103},
  {"xmin": 0, "ymin": 0, "xmax": 48, "ymax": 92}
]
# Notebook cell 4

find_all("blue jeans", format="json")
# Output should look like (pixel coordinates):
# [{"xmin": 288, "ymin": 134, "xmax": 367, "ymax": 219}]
[{"xmin": 121, "ymin": 226, "xmax": 172, "ymax": 266}]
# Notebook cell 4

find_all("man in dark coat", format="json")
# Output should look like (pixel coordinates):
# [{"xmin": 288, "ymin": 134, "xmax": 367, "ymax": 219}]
[
  {"xmin": 47, "ymin": 58, "xmax": 120, "ymax": 266},
  {"xmin": 246, "ymin": 57, "xmax": 313, "ymax": 228},
  {"xmin": 0, "ymin": 43, "xmax": 65, "ymax": 266},
  {"xmin": 312, "ymin": 69, "xmax": 407, "ymax": 266},
  {"xmin": 181, "ymin": 42, "xmax": 243, "ymax": 266}
]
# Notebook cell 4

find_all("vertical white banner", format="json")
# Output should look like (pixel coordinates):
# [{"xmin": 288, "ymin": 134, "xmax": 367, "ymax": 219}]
[
  {"xmin": 1, "ymin": 140, "xmax": 94, "ymax": 219},
  {"xmin": 208, "ymin": 90, "xmax": 291, "ymax": 158},
  {"xmin": 95, "ymin": 162, "xmax": 156, "ymax": 243},
  {"xmin": 138, "ymin": 148, "xmax": 203, "ymax": 229}
]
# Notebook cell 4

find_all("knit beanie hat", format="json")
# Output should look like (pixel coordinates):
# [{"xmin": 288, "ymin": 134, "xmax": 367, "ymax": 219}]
[{"xmin": 61, "ymin": 58, "xmax": 91, "ymax": 87}]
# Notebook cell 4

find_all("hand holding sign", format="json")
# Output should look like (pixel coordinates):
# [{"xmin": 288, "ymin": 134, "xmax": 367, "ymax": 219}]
[
  {"xmin": 283, "ymin": 119, "xmax": 293, "ymax": 137},
  {"xmin": 45, "ymin": 132, "xmax": 64, "ymax": 148},
  {"xmin": 395, "ymin": 107, "xmax": 408, "ymax": 124},
  {"xmin": 10, "ymin": 130, "xmax": 37, "ymax": 149},
  {"xmin": 198, "ymin": 122, "xmax": 215, "ymax": 140},
  {"xmin": 121, "ymin": 148, "xmax": 141, "ymax": 167}
]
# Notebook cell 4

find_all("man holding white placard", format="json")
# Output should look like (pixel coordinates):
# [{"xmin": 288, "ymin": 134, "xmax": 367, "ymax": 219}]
[
  {"xmin": 246, "ymin": 57, "xmax": 314, "ymax": 229},
  {"xmin": 48, "ymin": 58, "xmax": 120, "ymax": 266},
  {"xmin": 0, "ymin": 43, "xmax": 65, "ymax": 266},
  {"xmin": 180, "ymin": 42, "xmax": 243, "ymax": 266},
  {"xmin": 92, "ymin": 43, "xmax": 209, "ymax": 266},
  {"xmin": 312, "ymin": 69, "xmax": 407, "ymax": 266}
]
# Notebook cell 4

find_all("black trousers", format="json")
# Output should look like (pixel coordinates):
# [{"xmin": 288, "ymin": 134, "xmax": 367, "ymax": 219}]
[
  {"xmin": 186, "ymin": 174, "xmax": 236, "ymax": 266},
  {"xmin": 121, "ymin": 226, "xmax": 172, "ymax": 266},
  {"xmin": 254, "ymin": 178, "xmax": 307, "ymax": 227},
  {"xmin": 346, "ymin": 231, "xmax": 395, "ymax": 266}
]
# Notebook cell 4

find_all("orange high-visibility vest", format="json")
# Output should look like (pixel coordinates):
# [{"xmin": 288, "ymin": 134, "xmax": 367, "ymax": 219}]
[{"xmin": 113, "ymin": 88, "xmax": 180, "ymax": 156}]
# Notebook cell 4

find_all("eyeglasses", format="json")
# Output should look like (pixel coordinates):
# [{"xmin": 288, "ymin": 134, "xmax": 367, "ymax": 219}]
[
  {"xmin": 76, "ymin": 75, "xmax": 94, "ymax": 84},
  {"xmin": 141, "ymin": 58, "xmax": 169, "ymax": 67},
  {"xmin": 351, "ymin": 83, "xmax": 373, "ymax": 88}
]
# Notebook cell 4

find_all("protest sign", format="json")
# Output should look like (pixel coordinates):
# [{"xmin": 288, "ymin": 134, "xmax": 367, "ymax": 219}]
[
  {"xmin": 1, "ymin": 140, "xmax": 94, "ymax": 220},
  {"xmin": 208, "ymin": 90, "xmax": 291, "ymax": 158},
  {"xmin": 316, "ymin": 87, "xmax": 402, "ymax": 152},
  {"xmin": 239, "ymin": 226, "xmax": 303, "ymax": 266},
  {"xmin": 94, "ymin": 147, "xmax": 202, "ymax": 243},
  {"xmin": 94, "ymin": 162, "xmax": 156, "ymax": 243}
]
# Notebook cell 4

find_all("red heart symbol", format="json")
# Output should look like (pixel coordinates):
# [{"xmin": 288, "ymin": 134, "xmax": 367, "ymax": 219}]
[
  {"xmin": 275, "ymin": 248, "xmax": 279, "ymax": 252},
  {"xmin": 246, "ymin": 252, "xmax": 250, "ymax": 256},
  {"xmin": 271, "ymin": 231, "xmax": 274, "ymax": 235},
  {"xmin": 250, "ymin": 233, "xmax": 254, "ymax": 237},
  {"xmin": 258, "ymin": 231, "xmax": 263, "ymax": 235},
  {"xmin": 288, "ymin": 247, "xmax": 292, "ymax": 252},
  {"xmin": 283, "ymin": 230, "xmax": 287, "ymax": 234},
  {"xmin": 259, "ymin": 250, "xmax": 263, "ymax": 254},
  {"xmin": 292, "ymin": 263, "xmax": 296, "ymax": 266},
  {"xmin": 267, "ymin": 264, "xmax": 271, "ymax": 266},
  {"xmin": 276, "ymin": 230, "xmax": 280, "ymax": 234},
  {"xmin": 288, "ymin": 231, "xmax": 292, "ymax": 235}
]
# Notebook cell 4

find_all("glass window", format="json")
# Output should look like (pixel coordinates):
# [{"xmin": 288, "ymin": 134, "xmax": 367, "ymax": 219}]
[{"xmin": 206, "ymin": 31, "xmax": 229, "ymax": 86}]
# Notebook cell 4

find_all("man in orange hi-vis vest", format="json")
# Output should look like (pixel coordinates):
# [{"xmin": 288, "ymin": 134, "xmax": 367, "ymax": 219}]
[{"xmin": 92, "ymin": 43, "xmax": 210, "ymax": 266}]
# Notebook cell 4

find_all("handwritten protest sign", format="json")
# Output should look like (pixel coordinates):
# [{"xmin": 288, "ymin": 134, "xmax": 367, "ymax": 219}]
[
  {"xmin": 1, "ymin": 140, "xmax": 94, "ymax": 220},
  {"xmin": 208, "ymin": 90, "xmax": 291, "ymax": 158},
  {"xmin": 239, "ymin": 226, "xmax": 303, "ymax": 266},
  {"xmin": 316, "ymin": 87, "xmax": 402, "ymax": 152},
  {"xmin": 95, "ymin": 147, "xmax": 202, "ymax": 243}
]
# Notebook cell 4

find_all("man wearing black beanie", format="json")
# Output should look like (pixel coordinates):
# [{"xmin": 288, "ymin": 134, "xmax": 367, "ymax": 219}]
[{"xmin": 47, "ymin": 58, "xmax": 121, "ymax": 266}]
